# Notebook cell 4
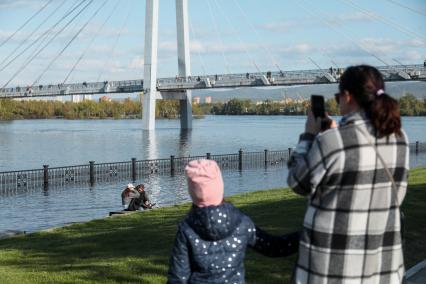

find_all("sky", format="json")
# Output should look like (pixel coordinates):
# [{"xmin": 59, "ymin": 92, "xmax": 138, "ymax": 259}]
[{"xmin": 0, "ymin": 0, "xmax": 425, "ymax": 87}]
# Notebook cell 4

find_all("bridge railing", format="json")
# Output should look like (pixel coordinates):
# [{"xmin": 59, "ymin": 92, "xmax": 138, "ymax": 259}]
[
  {"xmin": 1, "ymin": 64, "xmax": 424, "ymax": 98},
  {"xmin": 0, "ymin": 141, "xmax": 424, "ymax": 193}
]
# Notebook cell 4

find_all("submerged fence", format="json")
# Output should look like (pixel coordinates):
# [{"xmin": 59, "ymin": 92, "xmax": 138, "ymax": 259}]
[{"xmin": 0, "ymin": 142, "xmax": 425, "ymax": 192}]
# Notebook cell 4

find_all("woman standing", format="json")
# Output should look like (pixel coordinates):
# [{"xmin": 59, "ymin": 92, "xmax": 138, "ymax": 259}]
[{"xmin": 288, "ymin": 65, "xmax": 409, "ymax": 283}]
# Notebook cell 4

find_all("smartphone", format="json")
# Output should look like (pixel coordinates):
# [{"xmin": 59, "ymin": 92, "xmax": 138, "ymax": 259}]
[{"xmin": 311, "ymin": 95, "xmax": 325, "ymax": 118}]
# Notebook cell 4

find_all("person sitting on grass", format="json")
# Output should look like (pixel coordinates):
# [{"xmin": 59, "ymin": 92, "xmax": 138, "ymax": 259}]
[
  {"xmin": 125, "ymin": 184, "xmax": 155, "ymax": 211},
  {"xmin": 167, "ymin": 159, "xmax": 299, "ymax": 284},
  {"xmin": 121, "ymin": 183, "xmax": 139, "ymax": 210}
]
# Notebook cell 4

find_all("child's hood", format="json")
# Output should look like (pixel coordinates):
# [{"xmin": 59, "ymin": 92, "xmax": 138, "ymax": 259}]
[{"xmin": 186, "ymin": 202, "xmax": 243, "ymax": 241}]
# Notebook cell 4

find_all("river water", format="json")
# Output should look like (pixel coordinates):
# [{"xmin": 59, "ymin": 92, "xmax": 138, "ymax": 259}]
[{"xmin": 0, "ymin": 116, "xmax": 425, "ymax": 232}]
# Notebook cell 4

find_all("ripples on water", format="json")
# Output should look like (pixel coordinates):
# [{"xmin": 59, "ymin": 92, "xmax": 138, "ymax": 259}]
[
  {"xmin": 0, "ymin": 116, "xmax": 425, "ymax": 232},
  {"xmin": 0, "ymin": 166, "xmax": 289, "ymax": 232},
  {"xmin": 1, "ymin": 116, "xmax": 425, "ymax": 171}
]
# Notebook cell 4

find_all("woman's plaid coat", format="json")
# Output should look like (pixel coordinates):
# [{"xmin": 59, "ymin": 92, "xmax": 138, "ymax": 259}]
[{"xmin": 288, "ymin": 111, "xmax": 409, "ymax": 284}]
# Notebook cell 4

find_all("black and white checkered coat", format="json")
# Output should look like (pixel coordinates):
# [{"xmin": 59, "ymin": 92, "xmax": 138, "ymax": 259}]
[{"xmin": 287, "ymin": 111, "xmax": 409, "ymax": 284}]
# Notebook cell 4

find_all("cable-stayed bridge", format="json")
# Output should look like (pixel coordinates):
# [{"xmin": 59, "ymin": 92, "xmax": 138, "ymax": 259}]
[
  {"xmin": 0, "ymin": 64, "xmax": 425, "ymax": 99},
  {"xmin": 0, "ymin": 0, "xmax": 425, "ymax": 129}
]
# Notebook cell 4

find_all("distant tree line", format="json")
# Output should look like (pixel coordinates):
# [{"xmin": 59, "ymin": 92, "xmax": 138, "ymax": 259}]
[
  {"xmin": 0, "ymin": 94, "xmax": 424, "ymax": 120},
  {"xmin": 210, "ymin": 99, "xmax": 309, "ymax": 115},
  {"xmin": 209, "ymin": 94, "xmax": 426, "ymax": 116},
  {"xmin": 0, "ymin": 98, "xmax": 187, "ymax": 120},
  {"xmin": 0, "ymin": 98, "xmax": 140, "ymax": 120}
]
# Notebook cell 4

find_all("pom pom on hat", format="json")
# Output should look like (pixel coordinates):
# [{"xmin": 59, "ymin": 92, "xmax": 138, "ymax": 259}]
[{"xmin": 185, "ymin": 159, "xmax": 224, "ymax": 207}]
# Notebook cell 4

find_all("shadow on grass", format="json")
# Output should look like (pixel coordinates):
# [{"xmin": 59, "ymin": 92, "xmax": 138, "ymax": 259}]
[
  {"xmin": 0, "ymin": 190, "xmax": 305, "ymax": 283},
  {"xmin": 401, "ymin": 182, "xmax": 426, "ymax": 268},
  {"xmin": 0, "ymin": 175, "xmax": 424, "ymax": 283}
]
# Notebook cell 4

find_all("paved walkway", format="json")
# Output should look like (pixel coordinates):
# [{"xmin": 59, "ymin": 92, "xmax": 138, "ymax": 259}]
[{"xmin": 406, "ymin": 259, "xmax": 426, "ymax": 284}]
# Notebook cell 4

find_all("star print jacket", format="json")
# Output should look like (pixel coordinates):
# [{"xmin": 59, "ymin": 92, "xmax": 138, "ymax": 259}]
[{"xmin": 167, "ymin": 202, "xmax": 299, "ymax": 284}]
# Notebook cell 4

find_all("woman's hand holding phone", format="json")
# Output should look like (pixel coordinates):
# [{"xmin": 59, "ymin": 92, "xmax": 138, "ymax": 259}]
[
  {"xmin": 305, "ymin": 109, "xmax": 322, "ymax": 135},
  {"xmin": 305, "ymin": 109, "xmax": 337, "ymax": 135}
]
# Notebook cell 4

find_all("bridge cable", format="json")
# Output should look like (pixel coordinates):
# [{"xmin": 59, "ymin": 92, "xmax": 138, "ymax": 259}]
[
  {"xmin": 0, "ymin": 0, "xmax": 87, "ymax": 74},
  {"xmin": 333, "ymin": 0, "xmax": 425, "ymax": 70},
  {"xmin": 212, "ymin": 0, "xmax": 261, "ymax": 73},
  {"xmin": 295, "ymin": 0, "xmax": 391, "ymax": 67},
  {"xmin": 332, "ymin": 0, "xmax": 422, "ymax": 73},
  {"xmin": 0, "ymin": 0, "xmax": 68, "ymax": 70},
  {"xmin": 385, "ymin": 0, "xmax": 426, "ymax": 17},
  {"xmin": 340, "ymin": 0, "xmax": 426, "ymax": 41},
  {"xmin": 205, "ymin": 0, "xmax": 232, "ymax": 74},
  {"xmin": 22, "ymin": 1, "xmax": 86, "ymax": 81},
  {"xmin": 63, "ymin": 0, "xmax": 121, "ymax": 84},
  {"xmin": 0, "ymin": 0, "xmax": 54, "ymax": 49},
  {"xmin": 188, "ymin": 15, "xmax": 207, "ymax": 76},
  {"xmin": 308, "ymin": 57, "xmax": 323, "ymax": 70},
  {"xmin": 302, "ymin": 0, "xmax": 409, "ymax": 97},
  {"xmin": 392, "ymin": 58, "xmax": 406, "ymax": 67},
  {"xmin": 320, "ymin": 48, "xmax": 341, "ymax": 69},
  {"xmin": 1, "ymin": 0, "xmax": 91, "ymax": 86},
  {"xmin": 95, "ymin": 0, "xmax": 133, "ymax": 82},
  {"xmin": 1, "ymin": 0, "xmax": 94, "ymax": 89},
  {"xmin": 231, "ymin": 0, "xmax": 283, "ymax": 72},
  {"xmin": 33, "ymin": 0, "xmax": 109, "ymax": 86}
]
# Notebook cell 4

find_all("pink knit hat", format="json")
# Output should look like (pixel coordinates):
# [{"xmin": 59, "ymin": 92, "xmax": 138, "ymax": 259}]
[{"xmin": 185, "ymin": 159, "xmax": 224, "ymax": 207}]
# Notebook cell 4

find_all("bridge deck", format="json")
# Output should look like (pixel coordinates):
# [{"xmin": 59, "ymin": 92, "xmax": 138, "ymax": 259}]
[{"xmin": 1, "ymin": 65, "xmax": 425, "ymax": 99}]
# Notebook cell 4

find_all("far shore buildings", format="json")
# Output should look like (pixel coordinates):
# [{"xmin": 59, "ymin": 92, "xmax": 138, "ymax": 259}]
[
  {"xmin": 99, "ymin": 96, "xmax": 112, "ymax": 102},
  {"xmin": 83, "ymin": 95, "xmax": 92, "ymax": 101},
  {"xmin": 193, "ymin": 96, "xmax": 201, "ymax": 105},
  {"xmin": 71, "ymin": 95, "xmax": 92, "ymax": 103},
  {"xmin": 193, "ymin": 96, "xmax": 212, "ymax": 104}
]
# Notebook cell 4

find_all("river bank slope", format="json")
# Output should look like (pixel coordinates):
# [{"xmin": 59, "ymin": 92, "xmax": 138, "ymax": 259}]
[{"xmin": 0, "ymin": 167, "xmax": 425, "ymax": 283}]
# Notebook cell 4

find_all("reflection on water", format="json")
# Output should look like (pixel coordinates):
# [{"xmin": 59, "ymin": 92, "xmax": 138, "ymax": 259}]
[
  {"xmin": 0, "ymin": 116, "xmax": 425, "ymax": 232},
  {"xmin": 178, "ymin": 129, "xmax": 192, "ymax": 157},
  {"xmin": 0, "ymin": 116, "xmax": 425, "ymax": 171},
  {"xmin": 410, "ymin": 152, "xmax": 426, "ymax": 168},
  {"xmin": 143, "ymin": 130, "xmax": 157, "ymax": 160},
  {"xmin": 0, "ymin": 166, "xmax": 288, "ymax": 232}
]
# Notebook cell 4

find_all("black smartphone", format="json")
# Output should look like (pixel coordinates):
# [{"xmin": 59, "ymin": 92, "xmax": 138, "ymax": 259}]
[{"xmin": 311, "ymin": 95, "xmax": 325, "ymax": 118}]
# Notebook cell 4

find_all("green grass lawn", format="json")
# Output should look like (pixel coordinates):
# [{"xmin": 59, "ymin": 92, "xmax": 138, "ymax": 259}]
[{"xmin": 0, "ymin": 167, "xmax": 425, "ymax": 283}]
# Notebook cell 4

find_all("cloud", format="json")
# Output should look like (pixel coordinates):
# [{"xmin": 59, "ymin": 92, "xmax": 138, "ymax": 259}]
[
  {"xmin": 329, "ymin": 12, "xmax": 373, "ymax": 25},
  {"xmin": 159, "ymin": 41, "xmax": 177, "ymax": 52},
  {"xmin": 276, "ymin": 43, "xmax": 315, "ymax": 55},
  {"xmin": 79, "ymin": 24, "xmax": 130, "ymax": 39},
  {"xmin": 404, "ymin": 38, "xmax": 426, "ymax": 48},
  {"xmin": 0, "ymin": 0, "xmax": 46, "ymax": 10},
  {"xmin": 259, "ymin": 21, "xmax": 295, "ymax": 33},
  {"xmin": 259, "ymin": 12, "xmax": 373, "ymax": 34},
  {"xmin": 0, "ymin": 30, "xmax": 13, "ymax": 41},
  {"xmin": 359, "ymin": 38, "xmax": 399, "ymax": 54},
  {"xmin": 156, "ymin": 40, "xmax": 260, "ymax": 56},
  {"xmin": 129, "ymin": 55, "xmax": 144, "ymax": 69},
  {"xmin": 191, "ymin": 40, "xmax": 260, "ymax": 54},
  {"xmin": 315, "ymin": 37, "xmax": 425, "ymax": 66}
]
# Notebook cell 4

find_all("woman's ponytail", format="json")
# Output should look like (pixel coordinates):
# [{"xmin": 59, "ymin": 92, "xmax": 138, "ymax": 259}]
[{"xmin": 370, "ymin": 92, "xmax": 401, "ymax": 137}]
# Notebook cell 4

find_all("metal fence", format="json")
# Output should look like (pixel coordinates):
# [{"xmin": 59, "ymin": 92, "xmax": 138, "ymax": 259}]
[{"xmin": 0, "ymin": 142, "xmax": 424, "ymax": 193}]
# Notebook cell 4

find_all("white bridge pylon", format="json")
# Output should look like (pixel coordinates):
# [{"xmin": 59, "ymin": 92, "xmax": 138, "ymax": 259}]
[{"xmin": 143, "ymin": 0, "xmax": 192, "ymax": 130}]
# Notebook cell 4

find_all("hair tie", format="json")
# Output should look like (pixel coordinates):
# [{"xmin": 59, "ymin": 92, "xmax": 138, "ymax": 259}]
[{"xmin": 376, "ymin": 89, "xmax": 384, "ymax": 96}]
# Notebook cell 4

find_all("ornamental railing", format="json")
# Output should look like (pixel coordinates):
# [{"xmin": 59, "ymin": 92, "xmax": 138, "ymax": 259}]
[{"xmin": 0, "ymin": 141, "xmax": 424, "ymax": 192}]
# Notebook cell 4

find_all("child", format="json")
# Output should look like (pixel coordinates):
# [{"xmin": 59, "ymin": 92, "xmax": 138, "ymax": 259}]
[{"xmin": 167, "ymin": 159, "xmax": 299, "ymax": 283}]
